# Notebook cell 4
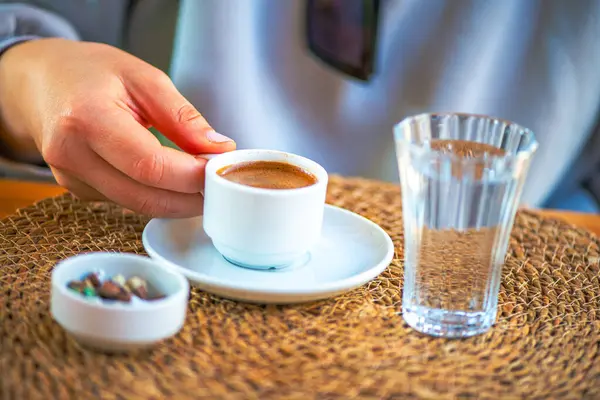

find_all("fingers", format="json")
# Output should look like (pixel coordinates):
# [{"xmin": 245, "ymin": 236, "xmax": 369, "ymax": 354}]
[
  {"xmin": 124, "ymin": 68, "xmax": 236, "ymax": 154},
  {"xmin": 51, "ymin": 167, "xmax": 108, "ymax": 201},
  {"xmin": 59, "ymin": 146, "xmax": 204, "ymax": 218},
  {"xmin": 86, "ymin": 108, "xmax": 209, "ymax": 194}
]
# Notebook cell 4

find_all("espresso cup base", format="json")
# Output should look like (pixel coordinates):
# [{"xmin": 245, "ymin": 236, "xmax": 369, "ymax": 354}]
[
  {"xmin": 213, "ymin": 240, "xmax": 307, "ymax": 271},
  {"xmin": 222, "ymin": 256, "xmax": 289, "ymax": 271}
]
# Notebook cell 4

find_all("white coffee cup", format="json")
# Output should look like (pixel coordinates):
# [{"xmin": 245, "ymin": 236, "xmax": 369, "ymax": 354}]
[{"xmin": 203, "ymin": 149, "xmax": 328, "ymax": 270}]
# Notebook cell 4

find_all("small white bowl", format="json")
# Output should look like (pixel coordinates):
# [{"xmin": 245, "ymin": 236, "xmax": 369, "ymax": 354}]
[{"xmin": 51, "ymin": 252, "xmax": 189, "ymax": 353}]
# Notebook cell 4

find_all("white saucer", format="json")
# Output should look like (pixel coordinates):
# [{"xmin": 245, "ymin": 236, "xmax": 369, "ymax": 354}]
[{"xmin": 142, "ymin": 205, "xmax": 394, "ymax": 304}]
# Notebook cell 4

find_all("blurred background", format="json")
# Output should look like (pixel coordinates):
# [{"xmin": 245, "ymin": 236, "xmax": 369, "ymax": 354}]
[{"xmin": 0, "ymin": 0, "xmax": 598, "ymax": 214}]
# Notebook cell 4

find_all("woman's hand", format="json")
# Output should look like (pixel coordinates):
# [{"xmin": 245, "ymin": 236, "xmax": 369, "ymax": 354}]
[{"xmin": 0, "ymin": 38, "xmax": 235, "ymax": 217}]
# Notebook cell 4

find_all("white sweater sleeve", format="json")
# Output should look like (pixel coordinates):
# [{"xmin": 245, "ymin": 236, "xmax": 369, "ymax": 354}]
[{"xmin": 0, "ymin": 3, "xmax": 80, "ymax": 56}]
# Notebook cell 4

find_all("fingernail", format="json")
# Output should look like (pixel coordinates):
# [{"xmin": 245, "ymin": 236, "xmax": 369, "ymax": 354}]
[{"xmin": 206, "ymin": 130, "xmax": 233, "ymax": 143}]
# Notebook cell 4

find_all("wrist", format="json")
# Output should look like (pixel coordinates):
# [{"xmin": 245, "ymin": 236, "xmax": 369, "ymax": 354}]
[
  {"xmin": 0, "ymin": 39, "xmax": 44, "ymax": 164},
  {"xmin": 0, "ymin": 4, "xmax": 80, "ymax": 165}
]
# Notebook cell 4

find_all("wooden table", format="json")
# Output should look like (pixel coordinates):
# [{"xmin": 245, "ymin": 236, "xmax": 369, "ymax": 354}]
[
  {"xmin": 0, "ymin": 179, "xmax": 599, "ymax": 235},
  {"xmin": 0, "ymin": 179, "xmax": 66, "ymax": 218}
]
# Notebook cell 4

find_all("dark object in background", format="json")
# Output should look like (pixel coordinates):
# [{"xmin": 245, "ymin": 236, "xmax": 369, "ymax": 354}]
[{"xmin": 306, "ymin": 0, "xmax": 381, "ymax": 81}]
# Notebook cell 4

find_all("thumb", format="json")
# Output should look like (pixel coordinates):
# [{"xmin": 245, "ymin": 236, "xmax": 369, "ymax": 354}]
[{"xmin": 124, "ymin": 68, "xmax": 236, "ymax": 154}]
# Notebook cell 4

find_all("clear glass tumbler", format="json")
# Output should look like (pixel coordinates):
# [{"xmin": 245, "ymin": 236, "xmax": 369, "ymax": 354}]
[{"xmin": 395, "ymin": 113, "xmax": 538, "ymax": 338}]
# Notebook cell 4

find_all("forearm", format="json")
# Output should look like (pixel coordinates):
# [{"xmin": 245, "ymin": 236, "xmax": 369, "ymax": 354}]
[
  {"xmin": 0, "ymin": 40, "xmax": 40, "ymax": 164},
  {"xmin": 0, "ymin": 4, "xmax": 79, "ymax": 164}
]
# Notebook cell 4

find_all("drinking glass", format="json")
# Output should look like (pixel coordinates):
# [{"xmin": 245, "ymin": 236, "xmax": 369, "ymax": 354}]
[{"xmin": 394, "ymin": 113, "xmax": 538, "ymax": 338}]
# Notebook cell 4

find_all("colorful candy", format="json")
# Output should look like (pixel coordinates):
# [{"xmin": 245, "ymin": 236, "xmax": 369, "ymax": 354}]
[{"xmin": 67, "ymin": 272, "xmax": 166, "ymax": 303}]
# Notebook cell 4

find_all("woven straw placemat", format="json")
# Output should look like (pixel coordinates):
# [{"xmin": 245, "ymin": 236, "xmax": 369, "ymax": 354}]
[{"xmin": 1, "ymin": 176, "xmax": 599, "ymax": 399}]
